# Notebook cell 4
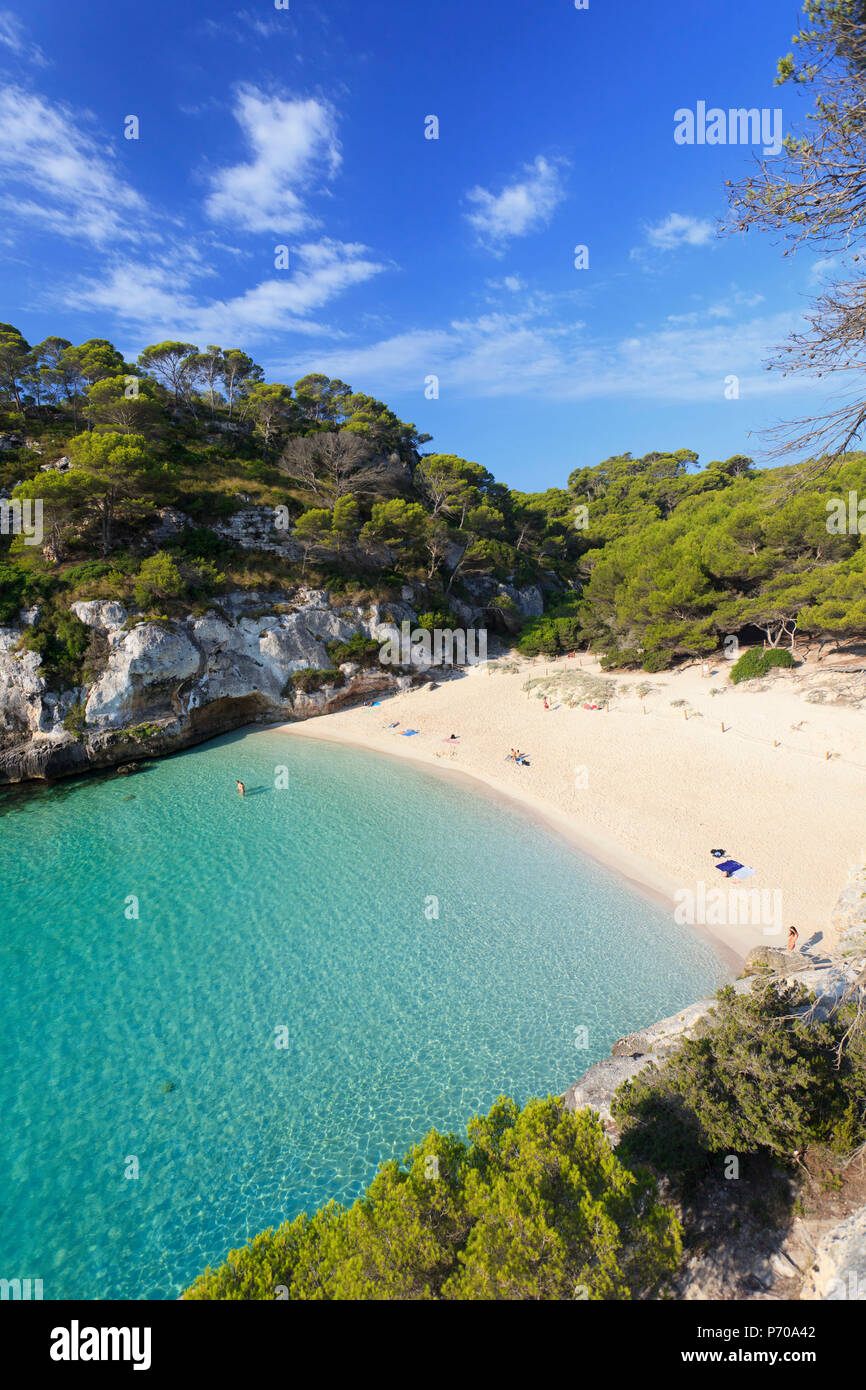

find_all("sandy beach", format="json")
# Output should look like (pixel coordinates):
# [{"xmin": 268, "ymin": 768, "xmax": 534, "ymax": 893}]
[{"xmin": 277, "ymin": 654, "xmax": 865, "ymax": 968}]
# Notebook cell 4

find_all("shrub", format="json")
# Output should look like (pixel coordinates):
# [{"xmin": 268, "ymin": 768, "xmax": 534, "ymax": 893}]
[
  {"xmin": 62, "ymin": 702, "xmax": 87, "ymax": 737},
  {"xmin": 613, "ymin": 984, "xmax": 866, "ymax": 1192},
  {"xmin": 133, "ymin": 551, "xmax": 185, "ymax": 609},
  {"xmin": 600, "ymin": 648, "xmax": 641, "ymax": 672},
  {"xmin": 516, "ymin": 598, "xmax": 583, "ymax": 658},
  {"xmin": 641, "ymin": 649, "xmax": 673, "ymax": 673},
  {"xmin": 183, "ymin": 1096, "xmax": 681, "ymax": 1300},
  {"xmin": 0, "ymin": 561, "xmax": 27, "ymax": 624},
  {"xmin": 19, "ymin": 608, "xmax": 92, "ymax": 691},
  {"xmin": 285, "ymin": 667, "xmax": 343, "ymax": 695},
  {"xmin": 326, "ymin": 633, "xmax": 382, "ymax": 668},
  {"xmin": 414, "ymin": 608, "xmax": 460, "ymax": 634},
  {"xmin": 730, "ymin": 647, "xmax": 795, "ymax": 684}
]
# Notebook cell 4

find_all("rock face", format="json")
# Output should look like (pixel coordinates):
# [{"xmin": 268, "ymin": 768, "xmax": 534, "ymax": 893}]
[
  {"xmin": 0, "ymin": 587, "xmax": 420, "ymax": 784},
  {"xmin": 744, "ymin": 946, "xmax": 812, "ymax": 974},
  {"xmin": 800, "ymin": 1207, "xmax": 866, "ymax": 1300}
]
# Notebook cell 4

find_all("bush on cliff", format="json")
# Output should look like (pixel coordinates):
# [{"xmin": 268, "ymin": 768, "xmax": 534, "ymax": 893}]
[
  {"xmin": 612, "ymin": 984, "xmax": 866, "ymax": 1190},
  {"xmin": 183, "ymin": 1095, "xmax": 681, "ymax": 1300}
]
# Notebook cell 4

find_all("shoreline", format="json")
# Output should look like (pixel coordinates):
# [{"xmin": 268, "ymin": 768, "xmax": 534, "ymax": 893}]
[
  {"xmin": 271, "ymin": 713, "xmax": 746, "ymax": 974},
  {"xmin": 265, "ymin": 654, "xmax": 864, "ymax": 973}
]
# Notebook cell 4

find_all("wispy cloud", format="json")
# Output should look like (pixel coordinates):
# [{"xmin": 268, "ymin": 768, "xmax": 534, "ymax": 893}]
[
  {"xmin": 634, "ymin": 213, "xmax": 715, "ymax": 257},
  {"xmin": 465, "ymin": 155, "xmax": 567, "ymax": 252},
  {"xmin": 0, "ymin": 11, "xmax": 48, "ymax": 67},
  {"xmin": 272, "ymin": 301, "xmax": 812, "ymax": 406},
  {"xmin": 67, "ymin": 240, "xmax": 387, "ymax": 348},
  {"xmin": 204, "ymin": 87, "xmax": 341, "ymax": 234},
  {"xmin": 0, "ymin": 87, "xmax": 147, "ymax": 246}
]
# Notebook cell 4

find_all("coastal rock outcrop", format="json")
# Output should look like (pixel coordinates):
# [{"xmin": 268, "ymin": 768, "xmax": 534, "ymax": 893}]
[
  {"xmin": 800, "ymin": 1207, "xmax": 866, "ymax": 1300},
  {"xmin": 0, "ymin": 587, "xmax": 420, "ymax": 783},
  {"xmin": 564, "ymin": 948, "xmax": 866, "ymax": 1136},
  {"xmin": 744, "ymin": 946, "xmax": 812, "ymax": 974}
]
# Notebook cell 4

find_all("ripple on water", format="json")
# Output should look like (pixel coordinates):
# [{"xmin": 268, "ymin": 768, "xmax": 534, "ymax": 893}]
[{"xmin": 0, "ymin": 728, "xmax": 728, "ymax": 1297}]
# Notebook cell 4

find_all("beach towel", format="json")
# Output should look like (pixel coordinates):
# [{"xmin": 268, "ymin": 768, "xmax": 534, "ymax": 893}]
[
  {"xmin": 402, "ymin": 730, "xmax": 420, "ymax": 737},
  {"xmin": 715, "ymin": 859, "xmax": 756, "ymax": 881}
]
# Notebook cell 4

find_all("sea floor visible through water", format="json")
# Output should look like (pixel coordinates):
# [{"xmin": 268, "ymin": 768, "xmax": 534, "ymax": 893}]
[{"xmin": 0, "ymin": 727, "xmax": 729, "ymax": 1298}]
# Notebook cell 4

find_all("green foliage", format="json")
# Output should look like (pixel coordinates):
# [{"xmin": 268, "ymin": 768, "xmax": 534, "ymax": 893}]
[
  {"xmin": 613, "ymin": 984, "xmax": 866, "ymax": 1191},
  {"xmin": 730, "ymin": 646, "xmax": 796, "ymax": 683},
  {"xmin": 641, "ymin": 649, "xmax": 674, "ymax": 673},
  {"xmin": 3, "ymin": 319, "xmax": 866, "ymax": 670},
  {"xmin": 286, "ymin": 667, "xmax": 343, "ymax": 695},
  {"xmin": 133, "ymin": 552, "xmax": 185, "ymax": 609},
  {"xmin": 515, "ymin": 594, "xmax": 583, "ymax": 657},
  {"xmin": 600, "ymin": 648, "xmax": 641, "ymax": 671},
  {"xmin": 62, "ymin": 702, "xmax": 87, "ymax": 737},
  {"xmin": 326, "ymin": 632, "xmax": 382, "ymax": 667},
  {"xmin": 413, "ymin": 608, "xmax": 460, "ymax": 633},
  {"xmin": 19, "ymin": 608, "xmax": 92, "ymax": 691},
  {"xmin": 183, "ymin": 1095, "xmax": 681, "ymax": 1300},
  {"xmin": 0, "ymin": 560, "xmax": 27, "ymax": 624}
]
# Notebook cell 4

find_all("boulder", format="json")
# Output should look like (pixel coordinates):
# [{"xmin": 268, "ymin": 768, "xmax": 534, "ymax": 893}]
[
  {"xmin": 70, "ymin": 600, "xmax": 127, "ymax": 633},
  {"xmin": 744, "ymin": 946, "xmax": 812, "ymax": 975},
  {"xmin": 562, "ymin": 1054, "xmax": 656, "ymax": 1130}
]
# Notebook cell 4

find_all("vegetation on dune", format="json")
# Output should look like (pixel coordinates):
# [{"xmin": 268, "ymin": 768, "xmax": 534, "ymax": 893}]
[{"xmin": 730, "ymin": 647, "xmax": 796, "ymax": 684}]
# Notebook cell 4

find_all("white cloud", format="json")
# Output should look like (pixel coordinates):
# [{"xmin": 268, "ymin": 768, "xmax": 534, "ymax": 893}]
[
  {"xmin": 809, "ymin": 255, "xmax": 839, "ymax": 282},
  {"xmin": 0, "ymin": 87, "xmax": 147, "ymax": 246},
  {"xmin": 205, "ymin": 87, "xmax": 341, "ymax": 234},
  {"xmin": 487, "ymin": 274, "xmax": 527, "ymax": 293},
  {"xmin": 271, "ymin": 302, "xmax": 814, "ymax": 406},
  {"xmin": 67, "ymin": 239, "xmax": 387, "ymax": 348},
  {"xmin": 637, "ymin": 213, "xmax": 715, "ymax": 254},
  {"xmin": 465, "ymin": 155, "xmax": 566, "ymax": 251},
  {"xmin": 0, "ymin": 12, "xmax": 48, "ymax": 67}
]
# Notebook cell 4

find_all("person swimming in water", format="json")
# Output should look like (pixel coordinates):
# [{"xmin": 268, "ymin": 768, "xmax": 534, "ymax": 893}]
[{"xmin": 236, "ymin": 780, "xmax": 245, "ymax": 796}]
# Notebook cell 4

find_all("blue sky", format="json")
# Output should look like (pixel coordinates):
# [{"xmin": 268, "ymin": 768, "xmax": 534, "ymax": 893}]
[{"xmin": 0, "ymin": 0, "xmax": 840, "ymax": 490}]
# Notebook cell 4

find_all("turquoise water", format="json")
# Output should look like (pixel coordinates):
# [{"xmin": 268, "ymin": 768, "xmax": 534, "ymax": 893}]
[{"xmin": 0, "ymin": 728, "xmax": 728, "ymax": 1299}]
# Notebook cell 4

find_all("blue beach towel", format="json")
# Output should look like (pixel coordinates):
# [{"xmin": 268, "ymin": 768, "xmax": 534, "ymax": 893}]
[
  {"xmin": 715, "ymin": 859, "xmax": 756, "ymax": 881},
  {"xmin": 402, "ymin": 730, "xmax": 420, "ymax": 737}
]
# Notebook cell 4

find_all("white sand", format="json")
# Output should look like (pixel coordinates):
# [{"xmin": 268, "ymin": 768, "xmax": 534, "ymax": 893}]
[{"xmin": 276, "ymin": 655, "xmax": 865, "ymax": 968}]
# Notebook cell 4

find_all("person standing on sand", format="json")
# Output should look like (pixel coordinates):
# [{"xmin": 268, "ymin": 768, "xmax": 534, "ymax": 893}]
[
  {"xmin": 787, "ymin": 926, "xmax": 799, "ymax": 951},
  {"xmin": 236, "ymin": 780, "xmax": 245, "ymax": 796}
]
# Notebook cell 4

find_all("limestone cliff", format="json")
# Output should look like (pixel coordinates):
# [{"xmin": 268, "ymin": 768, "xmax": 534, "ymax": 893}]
[{"xmin": 0, "ymin": 586, "xmax": 419, "ymax": 783}]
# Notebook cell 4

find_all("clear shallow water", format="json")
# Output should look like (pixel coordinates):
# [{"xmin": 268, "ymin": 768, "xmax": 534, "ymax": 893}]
[{"xmin": 0, "ymin": 728, "xmax": 728, "ymax": 1299}]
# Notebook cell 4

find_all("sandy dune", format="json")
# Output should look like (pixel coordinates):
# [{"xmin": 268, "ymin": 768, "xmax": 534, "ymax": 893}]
[{"xmin": 277, "ymin": 654, "xmax": 866, "ymax": 967}]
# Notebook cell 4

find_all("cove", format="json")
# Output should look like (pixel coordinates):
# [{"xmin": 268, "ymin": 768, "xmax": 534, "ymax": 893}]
[{"xmin": 0, "ymin": 727, "xmax": 728, "ymax": 1299}]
